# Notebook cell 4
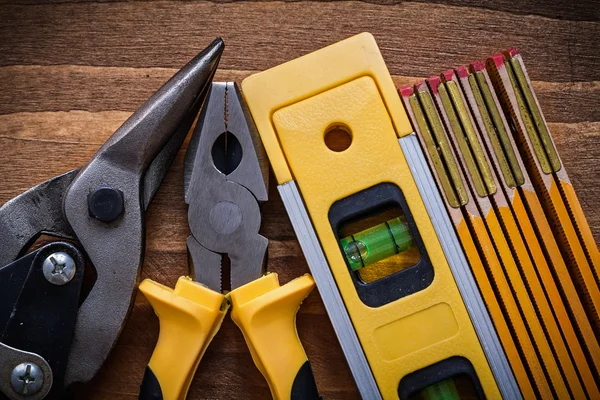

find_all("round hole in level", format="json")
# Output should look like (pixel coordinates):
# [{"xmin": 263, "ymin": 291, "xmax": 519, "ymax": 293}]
[{"xmin": 324, "ymin": 123, "xmax": 352, "ymax": 152}]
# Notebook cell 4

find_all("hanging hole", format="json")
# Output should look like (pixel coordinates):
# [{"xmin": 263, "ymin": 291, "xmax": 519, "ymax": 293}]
[
  {"xmin": 211, "ymin": 132, "xmax": 243, "ymax": 175},
  {"xmin": 325, "ymin": 123, "xmax": 352, "ymax": 152}
]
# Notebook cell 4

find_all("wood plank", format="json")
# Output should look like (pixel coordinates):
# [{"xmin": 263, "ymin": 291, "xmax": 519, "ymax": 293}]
[
  {"xmin": 1, "ymin": 1, "xmax": 599, "ymax": 82},
  {"xmin": 0, "ymin": 66, "xmax": 253, "ymax": 114},
  {"xmin": 1, "ymin": 65, "xmax": 598, "ymax": 124},
  {"xmin": 0, "ymin": 0, "xmax": 598, "ymax": 23}
]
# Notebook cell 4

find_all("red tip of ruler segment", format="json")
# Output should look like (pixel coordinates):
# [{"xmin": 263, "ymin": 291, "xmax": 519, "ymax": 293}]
[
  {"xmin": 399, "ymin": 86, "xmax": 414, "ymax": 97},
  {"xmin": 427, "ymin": 75, "xmax": 442, "ymax": 94},
  {"xmin": 455, "ymin": 65, "xmax": 470, "ymax": 78},
  {"xmin": 470, "ymin": 60, "xmax": 486, "ymax": 72},
  {"xmin": 489, "ymin": 53, "xmax": 506, "ymax": 68},
  {"xmin": 441, "ymin": 69, "xmax": 456, "ymax": 82},
  {"xmin": 414, "ymin": 80, "xmax": 427, "ymax": 91},
  {"xmin": 504, "ymin": 48, "xmax": 520, "ymax": 58}
]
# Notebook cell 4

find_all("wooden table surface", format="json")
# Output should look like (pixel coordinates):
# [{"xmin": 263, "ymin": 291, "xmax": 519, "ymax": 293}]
[{"xmin": 1, "ymin": 1, "xmax": 599, "ymax": 398}]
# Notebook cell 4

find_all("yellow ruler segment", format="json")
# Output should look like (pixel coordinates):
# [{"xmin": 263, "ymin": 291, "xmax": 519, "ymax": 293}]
[
  {"xmin": 504, "ymin": 50, "xmax": 600, "ymax": 293},
  {"xmin": 486, "ymin": 54, "xmax": 600, "ymax": 335},
  {"xmin": 428, "ymin": 77, "xmax": 488, "ymax": 198},
  {"xmin": 517, "ymin": 188, "xmax": 600, "ymax": 375},
  {"xmin": 494, "ymin": 204, "xmax": 586, "ymax": 399},
  {"xmin": 551, "ymin": 179, "xmax": 600, "ymax": 329},
  {"xmin": 443, "ymin": 77, "xmax": 496, "ymax": 195},
  {"xmin": 468, "ymin": 72, "xmax": 516, "ymax": 188},
  {"xmin": 558, "ymin": 179, "xmax": 600, "ymax": 287},
  {"xmin": 472, "ymin": 69, "xmax": 524, "ymax": 186},
  {"xmin": 460, "ymin": 216, "xmax": 542, "ymax": 400},
  {"xmin": 510, "ymin": 190, "xmax": 599, "ymax": 397},
  {"xmin": 484, "ymin": 208, "xmax": 570, "ymax": 398},
  {"xmin": 407, "ymin": 92, "xmax": 461, "ymax": 208},
  {"xmin": 503, "ymin": 60, "xmax": 553, "ymax": 175},
  {"xmin": 519, "ymin": 188, "xmax": 600, "ymax": 350},
  {"xmin": 415, "ymin": 82, "xmax": 469, "ymax": 206},
  {"xmin": 457, "ymin": 217, "xmax": 537, "ymax": 400},
  {"xmin": 506, "ymin": 56, "xmax": 560, "ymax": 172},
  {"xmin": 555, "ymin": 176, "xmax": 600, "ymax": 289},
  {"xmin": 521, "ymin": 186, "xmax": 600, "ymax": 339}
]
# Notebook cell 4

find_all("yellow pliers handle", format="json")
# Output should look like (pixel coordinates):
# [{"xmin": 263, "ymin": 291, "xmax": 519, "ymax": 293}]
[
  {"xmin": 138, "ymin": 277, "xmax": 228, "ymax": 400},
  {"xmin": 230, "ymin": 273, "xmax": 317, "ymax": 400},
  {"xmin": 138, "ymin": 273, "xmax": 317, "ymax": 400}
]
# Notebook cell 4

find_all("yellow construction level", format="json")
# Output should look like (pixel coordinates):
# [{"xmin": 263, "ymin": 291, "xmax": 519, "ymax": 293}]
[{"xmin": 242, "ymin": 33, "xmax": 517, "ymax": 399}]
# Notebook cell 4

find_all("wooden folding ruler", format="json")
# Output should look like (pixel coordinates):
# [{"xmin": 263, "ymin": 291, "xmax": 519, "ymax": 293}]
[{"xmin": 400, "ymin": 51, "xmax": 600, "ymax": 399}]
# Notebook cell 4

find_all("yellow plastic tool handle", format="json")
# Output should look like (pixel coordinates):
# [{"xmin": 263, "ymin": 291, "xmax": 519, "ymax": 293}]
[
  {"xmin": 229, "ymin": 273, "xmax": 319, "ymax": 400},
  {"xmin": 138, "ymin": 276, "xmax": 229, "ymax": 400}
]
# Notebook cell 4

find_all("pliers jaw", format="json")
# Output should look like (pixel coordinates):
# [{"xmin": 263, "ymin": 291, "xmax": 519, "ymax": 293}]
[
  {"xmin": 0, "ymin": 38, "xmax": 224, "ymax": 395},
  {"xmin": 184, "ymin": 82, "xmax": 268, "ymax": 293}
]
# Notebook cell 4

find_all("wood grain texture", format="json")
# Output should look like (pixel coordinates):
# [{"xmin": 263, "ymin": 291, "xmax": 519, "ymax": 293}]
[
  {"xmin": 0, "ymin": 0, "xmax": 598, "ymax": 399},
  {"xmin": 1, "ymin": 0, "xmax": 599, "ymax": 23},
  {"xmin": 1, "ymin": 1, "xmax": 600, "ymax": 81},
  {"xmin": 2, "ymin": 66, "xmax": 599, "ymax": 123}
]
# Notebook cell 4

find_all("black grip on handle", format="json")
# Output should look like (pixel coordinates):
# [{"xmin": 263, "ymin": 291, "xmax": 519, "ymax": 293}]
[
  {"xmin": 139, "ymin": 366, "xmax": 163, "ymax": 400},
  {"xmin": 291, "ymin": 361, "xmax": 321, "ymax": 400}
]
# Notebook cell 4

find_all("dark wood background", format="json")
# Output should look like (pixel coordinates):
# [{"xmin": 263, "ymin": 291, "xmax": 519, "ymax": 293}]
[{"xmin": 1, "ymin": 1, "xmax": 599, "ymax": 398}]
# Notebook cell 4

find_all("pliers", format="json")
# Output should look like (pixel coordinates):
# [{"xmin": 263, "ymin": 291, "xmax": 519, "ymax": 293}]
[
  {"xmin": 0, "ymin": 39, "xmax": 223, "ymax": 399},
  {"xmin": 138, "ymin": 82, "xmax": 319, "ymax": 400}
]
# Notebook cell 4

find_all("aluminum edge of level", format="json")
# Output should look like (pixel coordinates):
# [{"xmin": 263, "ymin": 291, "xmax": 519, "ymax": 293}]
[
  {"xmin": 399, "ymin": 133, "xmax": 521, "ymax": 400},
  {"xmin": 278, "ymin": 180, "xmax": 382, "ymax": 400}
]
